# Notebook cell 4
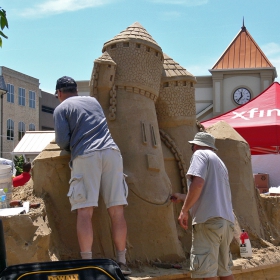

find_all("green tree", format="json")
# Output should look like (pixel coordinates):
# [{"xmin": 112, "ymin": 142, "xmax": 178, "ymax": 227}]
[
  {"xmin": 0, "ymin": 8, "xmax": 8, "ymax": 47},
  {"xmin": 14, "ymin": 155, "xmax": 25, "ymax": 176}
]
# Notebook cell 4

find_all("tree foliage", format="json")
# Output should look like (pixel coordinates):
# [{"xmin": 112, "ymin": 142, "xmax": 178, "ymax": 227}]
[
  {"xmin": 14, "ymin": 155, "xmax": 25, "ymax": 176},
  {"xmin": 0, "ymin": 7, "xmax": 8, "ymax": 47}
]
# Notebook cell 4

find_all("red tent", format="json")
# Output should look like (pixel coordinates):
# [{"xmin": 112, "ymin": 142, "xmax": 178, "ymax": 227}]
[{"xmin": 201, "ymin": 82, "xmax": 280, "ymax": 155}]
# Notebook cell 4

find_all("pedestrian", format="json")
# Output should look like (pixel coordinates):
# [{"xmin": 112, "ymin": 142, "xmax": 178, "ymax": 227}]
[
  {"xmin": 13, "ymin": 162, "xmax": 31, "ymax": 187},
  {"xmin": 53, "ymin": 76, "xmax": 131, "ymax": 275},
  {"xmin": 171, "ymin": 132, "xmax": 235, "ymax": 280}
]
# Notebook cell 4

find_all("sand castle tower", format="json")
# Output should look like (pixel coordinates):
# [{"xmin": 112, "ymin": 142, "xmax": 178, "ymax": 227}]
[
  {"xmin": 157, "ymin": 54, "xmax": 197, "ymax": 194},
  {"xmin": 156, "ymin": 54, "xmax": 197, "ymax": 251},
  {"xmin": 90, "ymin": 22, "xmax": 185, "ymax": 261},
  {"xmin": 90, "ymin": 51, "xmax": 117, "ymax": 120}
]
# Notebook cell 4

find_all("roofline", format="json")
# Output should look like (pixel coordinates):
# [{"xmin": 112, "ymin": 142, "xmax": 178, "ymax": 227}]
[
  {"xmin": 11, "ymin": 152, "xmax": 43, "ymax": 155},
  {"xmin": 209, "ymin": 66, "xmax": 278, "ymax": 79},
  {"xmin": 23, "ymin": 130, "xmax": 55, "ymax": 133},
  {"xmin": 211, "ymin": 27, "xmax": 274, "ymax": 70}
]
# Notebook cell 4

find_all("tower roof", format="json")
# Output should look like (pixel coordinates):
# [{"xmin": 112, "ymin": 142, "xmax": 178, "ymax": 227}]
[
  {"xmin": 162, "ymin": 53, "xmax": 196, "ymax": 82},
  {"xmin": 94, "ymin": 51, "xmax": 116, "ymax": 65},
  {"xmin": 212, "ymin": 23, "xmax": 274, "ymax": 70},
  {"xmin": 103, "ymin": 22, "xmax": 162, "ymax": 52}
]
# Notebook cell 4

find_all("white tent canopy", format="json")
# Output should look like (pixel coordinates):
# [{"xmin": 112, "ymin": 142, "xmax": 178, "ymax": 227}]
[{"xmin": 12, "ymin": 131, "xmax": 55, "ymax": 161}]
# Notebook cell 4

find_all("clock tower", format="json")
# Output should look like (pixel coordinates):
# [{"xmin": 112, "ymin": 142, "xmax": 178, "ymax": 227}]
[{"xmin": 196, "ymin": 20, "xmax": 277, "ymax": 121}]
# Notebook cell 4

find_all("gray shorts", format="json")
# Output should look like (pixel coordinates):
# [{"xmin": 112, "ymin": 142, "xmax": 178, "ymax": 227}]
[
  {"xmin": 68, "ymin": 148, "xmax": 128, "ymax": 211},
  {"xmin": 190, "ymin": 217, "xmax": 234, "ymax": 278}
]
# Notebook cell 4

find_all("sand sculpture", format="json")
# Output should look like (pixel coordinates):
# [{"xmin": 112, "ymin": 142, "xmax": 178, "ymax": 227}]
[
  {"xmin": 32, "ymin": 22, "xmax": 198, "ymax": 262},
  {"xmin": 3, "ymin": 23, "xmax": 280, "ymax": 277}
]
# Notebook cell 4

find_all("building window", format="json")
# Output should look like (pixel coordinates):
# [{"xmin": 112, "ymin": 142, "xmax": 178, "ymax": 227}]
[
  {"xmin": 7, "ymin": 84, "xmax": 14, "ymax": 103},
  {"xmin": 29, "ymin": 123, "xmax": 35, "ymax": 131},
  {"xmin": 42, "ymin": 126, "xmax": 54, "ymax": 131},
  {"xmin": 18, "ymin": 88, "xmax": 25, "ymax": 106},
  {"xmin": 18, "ymin": 122, "xmax": 25, "ymax": 141},
  {"xmin": 29, "ymin": 91, "xmax": 36, "ymax": 108},
  {"xmin": 42, "ymin": 105, "xmax": 54, "ymax": 114},
  {"xmin": 7, "ymin": 119, "xmax": 14, "ymax": 140}
]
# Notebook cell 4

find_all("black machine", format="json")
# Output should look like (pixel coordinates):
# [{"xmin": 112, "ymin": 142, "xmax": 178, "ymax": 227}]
[{"xmin": 0, "ymin": 220, "xmax": 126, "ymax": 280}]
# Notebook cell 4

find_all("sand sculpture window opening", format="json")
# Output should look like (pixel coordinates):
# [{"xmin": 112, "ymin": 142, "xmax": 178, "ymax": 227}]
[
  {"xmin": 191, "ymin": 82, "xmax": 194, "ymax": 87},
  {"xmin": 175, "ymin": 81, "xmax": 178, "ymax": 87},
  {"xmin": 183, "ymin": 81, "xmax": 187, "ymax": 86},
  {"xmin": 141, "ymin": 122, "xmax": 147, "ymax": 144},
  {"xmin": 108, "ymin": 65, "xmax": 111, "ymax": 68},
  {"xmin": 163, "ymin": 82, "xmax": 169, "ymax": 87},
  {"xmin": 111, "ymin": 44, "xmax": 117, "ymax": 49},
  {"xmin": 136, "ymin": 43, "xmax": 141, "ymax": 48},
  {"xmin": 155, "ymin": 52, "xmax": 159, "ymax": 57},
  {"xmin": 150, "ymin": 124, "xmax": 157, "ymax": 147},
  {"xmin": 146, "ymin": 47, "xmax": 150, "ymax": 52},
  {"xmin": 110, "ymin": 75, "xmax": 113, "ymax": 81},
  {"xmin": 123, "ymin": 42, "xmax": 129, "ymax": 47}
]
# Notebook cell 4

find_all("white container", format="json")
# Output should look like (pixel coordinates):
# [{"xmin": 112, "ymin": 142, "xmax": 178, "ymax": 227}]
[
  {"xmin": 240, "ymin": 229, "xmax": 252, "ymax": 258},
  {"xmin": 0, "ymin": 165, "xmax": 12, "ymax": 194}
]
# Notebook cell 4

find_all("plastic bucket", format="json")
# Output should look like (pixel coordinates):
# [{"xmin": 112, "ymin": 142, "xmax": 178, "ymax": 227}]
[{"xmin": 0, "ymin": 165, "xmax": 12, "ymax": 207}]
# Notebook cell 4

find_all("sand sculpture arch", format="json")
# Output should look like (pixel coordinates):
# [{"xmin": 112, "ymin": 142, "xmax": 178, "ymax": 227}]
[{"xmin": 159, "ymin": 129, "xmax": 188, "ymax": 193}]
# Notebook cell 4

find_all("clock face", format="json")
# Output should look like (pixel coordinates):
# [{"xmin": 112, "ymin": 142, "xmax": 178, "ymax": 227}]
[{"xmin": 233, "ymin": 88, "xmax": 251, "ymax": 105}]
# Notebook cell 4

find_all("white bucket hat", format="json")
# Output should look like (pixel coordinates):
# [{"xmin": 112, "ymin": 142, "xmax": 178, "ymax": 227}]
[{"xmin": 188, "ymin": 132, "xmax": 218, "ymax": 151}]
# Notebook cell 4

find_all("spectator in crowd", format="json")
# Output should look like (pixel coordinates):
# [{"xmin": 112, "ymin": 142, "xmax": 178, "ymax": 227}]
[{"xmin": 13, "ymin": 162, "xmax": 31, "ymax": 187}]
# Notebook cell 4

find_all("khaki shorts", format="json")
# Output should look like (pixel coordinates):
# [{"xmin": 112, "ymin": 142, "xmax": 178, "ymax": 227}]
[
  {"xmin": 68, "ymin": 148, "xmax": 128, "ymax": 211},
  {"xmin": 190, "ymin": 217, "xmax": 234, "ymax": 278}
]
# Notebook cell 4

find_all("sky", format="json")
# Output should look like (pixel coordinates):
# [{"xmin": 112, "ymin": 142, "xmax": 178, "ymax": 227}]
[{"xmin": 1, "ymin": 0, "xmax": 280, "ymax": 93}]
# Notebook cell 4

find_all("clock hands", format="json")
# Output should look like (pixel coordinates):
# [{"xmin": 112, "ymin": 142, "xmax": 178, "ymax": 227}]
[{"xmin": 237, "ymin": 90, "xmax": 243, "ymax": 102}]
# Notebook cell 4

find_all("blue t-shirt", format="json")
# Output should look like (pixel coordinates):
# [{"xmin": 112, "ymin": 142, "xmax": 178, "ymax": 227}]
[{"xmin": 53, "ymin": 96, "xmax": 118, "ymax": 163}]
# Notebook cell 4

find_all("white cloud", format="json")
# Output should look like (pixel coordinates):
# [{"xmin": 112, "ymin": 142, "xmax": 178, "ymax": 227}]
[
  {"xmin": 159, "ymin": 11, "xmax": 181, "ymax": 20},
  {"xmin": 261, "ymin": 42, "xmax": 280, "ymax": 57},
  {"xmin": 261, "ymin": 42, "xmax": 280, "ymax": 81},
  {"xmin": 19, "ymin": 0, "xmax": 114, "ymax": 18},
  {"xmin": 150, "ymin": 0, "xmax": 208, "ymax": 6},
  {"xmin": 185, "ymin": 64, "xmax": 211, "ymax": 77}
]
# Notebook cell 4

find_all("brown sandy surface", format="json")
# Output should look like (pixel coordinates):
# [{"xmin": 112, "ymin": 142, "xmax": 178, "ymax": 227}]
[{"xmin": 8, "ymin": 181, "xmax": 280, "ymax": 279}]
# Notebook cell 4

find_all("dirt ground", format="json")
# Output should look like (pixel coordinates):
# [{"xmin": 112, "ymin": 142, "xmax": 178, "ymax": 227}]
[{"xmin": 7, "ymin": 180, "xmax": 280, "ymax": 279}]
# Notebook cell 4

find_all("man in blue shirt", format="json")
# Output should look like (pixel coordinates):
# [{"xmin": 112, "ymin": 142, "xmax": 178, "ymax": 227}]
[{"xmin": 53, "ymin": 76, "xmax": 131, "ymax": 275}]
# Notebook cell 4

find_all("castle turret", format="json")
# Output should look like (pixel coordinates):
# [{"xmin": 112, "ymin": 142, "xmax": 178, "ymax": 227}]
[
  {"xmin": 156, "ymin": 53, "xmax": 197, "ymax": 252},
  {"xmin": 90, "ymin": 52, "xmax": 117, "ymax": 120},
  {"xmin": 91, "ymin": 22, "xmax": 185, "ymax": 261}
]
